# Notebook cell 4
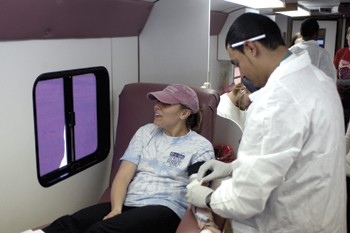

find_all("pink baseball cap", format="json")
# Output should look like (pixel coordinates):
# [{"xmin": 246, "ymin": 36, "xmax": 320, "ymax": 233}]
[{"xmin": 147, "ymin": 84, "xmax": 199, "ymax": 113}]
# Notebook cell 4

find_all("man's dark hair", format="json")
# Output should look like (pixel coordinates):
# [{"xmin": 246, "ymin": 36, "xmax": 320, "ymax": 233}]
[
  {"xmin": 225, "ymin": 13, "xmax": 285, "ymax": 53},
  {"xmin": 300, "ymin": 18, "xmax": 319, "ymax": 40}
]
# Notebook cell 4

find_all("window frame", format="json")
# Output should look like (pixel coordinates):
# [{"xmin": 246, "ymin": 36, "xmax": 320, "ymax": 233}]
[{"xmin": 32, "ymin": 66, "xmax": 110, "ymax": 187}]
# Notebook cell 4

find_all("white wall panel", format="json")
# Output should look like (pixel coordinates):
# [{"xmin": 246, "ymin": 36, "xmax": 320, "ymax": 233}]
[
  {"xmin": 0, "ymin": 37, "xmax": 138, "ymax": 233},
  {"xmin": 217, "ymin": 8, "xmax": 247, "ymax": 61},
  {"xmin": 111, "ymin": 37, "xmax": 139, "ymax": 138},
  {"xmin": 209, "ymin": 35, "xmax": 223, "ymax": 92},
  {"xmin": 139, "ymin": 0, "xmax": 210, "ymax": 87}
]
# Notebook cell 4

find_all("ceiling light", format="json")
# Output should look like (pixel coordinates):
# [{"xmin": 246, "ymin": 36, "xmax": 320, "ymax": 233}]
[
  {"xmin": 224, "ymin": 0, "xmax": 285, "ymax": 9},
  {"xmin": 273, "ymin": 3, "xmax": 310, "ymax": 17}
]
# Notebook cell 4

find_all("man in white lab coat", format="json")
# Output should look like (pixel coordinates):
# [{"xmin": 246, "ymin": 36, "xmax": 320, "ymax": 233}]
[
  {"xmin": 187, "ymin": 13, "xmax": 346, "ymax": 233},
  {"xmin": 289, "ymin": 18, "xmax": 336, "ymax": 82}
]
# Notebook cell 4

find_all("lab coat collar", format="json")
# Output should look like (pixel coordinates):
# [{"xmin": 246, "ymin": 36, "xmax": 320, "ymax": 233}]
[
  {"xmin": 268, "ymin": 52, "xmax": 311, "ymax": 84},
  {"xmin": 299, "ymin": 40, "xmax": 319, "ymax": 47}
]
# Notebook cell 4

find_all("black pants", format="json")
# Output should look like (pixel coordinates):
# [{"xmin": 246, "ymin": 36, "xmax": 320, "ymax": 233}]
[
  {"xmin": 43, "ymin": 202, "xmax": 180, "ymax": 233},
  {"xmin": 347, "ymin": 177, "xmax": 350, "ymax": 233}
]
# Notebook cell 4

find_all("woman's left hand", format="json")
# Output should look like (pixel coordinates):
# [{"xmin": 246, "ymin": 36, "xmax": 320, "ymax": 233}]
[{"xmin": 103, "ymin": 210, "xmax": 121, "ymax": 220}]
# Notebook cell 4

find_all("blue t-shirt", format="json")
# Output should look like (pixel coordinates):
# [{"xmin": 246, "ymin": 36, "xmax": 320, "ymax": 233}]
[{"xmin": 121, "ymin": 123, "xmax": 214, "ymax": 218}]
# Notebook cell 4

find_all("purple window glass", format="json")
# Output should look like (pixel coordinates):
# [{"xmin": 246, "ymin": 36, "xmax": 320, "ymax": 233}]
[
  {"xmin": 73, "ymin": 74, "xmax": 98, "ymax": 160},
  {"xmin": 35, "ymin": 78, "xmax": 65, "ymax": 176},
  {"xmin": 35, "ymin": 74, "xmax": 98, "ymax": 176}
]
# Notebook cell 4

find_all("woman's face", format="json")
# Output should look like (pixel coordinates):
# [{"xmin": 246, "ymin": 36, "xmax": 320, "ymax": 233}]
[
  {"xmin": 232, "ymin": 85, "xmax": 251, "ymax": 111},
  {"xmin": 153, "ymin": 101, "xmax": 190, "ymax": 135}
]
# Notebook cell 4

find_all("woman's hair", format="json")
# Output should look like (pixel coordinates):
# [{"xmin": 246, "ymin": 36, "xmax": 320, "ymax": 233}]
[
  {"xmin": 291, "ymin": 32, "xmax": 302, "ymax": 46},
  {"xmin": 181, "ymin": 105, "xmax": 203, "ymax": 132},
  {"xmin": 232, "ymin": 82, "xmax": 245, "ymax": 96},
  {"xmin": 225, "ymin": 13, "xmax": 285, "ymax": 53},
  {"xmin": 347, "ymin": 27, "xmax": 350, "ymax": 37}
]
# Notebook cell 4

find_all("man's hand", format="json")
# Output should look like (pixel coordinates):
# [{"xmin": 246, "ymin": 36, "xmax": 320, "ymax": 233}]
[
  {"xmin": 197, "ymin": 160, "xmax": 233, "ymax": 183},
  {"xmin": 186, "ymin": 181, "xmax": 213, "ymax": 209}
]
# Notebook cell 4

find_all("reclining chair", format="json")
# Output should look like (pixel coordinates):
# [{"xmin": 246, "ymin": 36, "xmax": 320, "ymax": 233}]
[
  {"xmin": 33, "ymin": 82, "xmax": 222, "ymax": 232},
  {"xmin": 100, "ymin": 82, "xmax": 223, "ymax": 232},
  {"xmin": 100, "ymin": 82, "xmax": 219, "ymax": 199}
]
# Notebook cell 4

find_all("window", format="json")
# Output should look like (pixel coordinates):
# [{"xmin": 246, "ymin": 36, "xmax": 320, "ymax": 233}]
[
  {"xmin": 33, "ymin": 66, "xmax": 110, "ymax": 187},
  {"xmin": 317, "ymin": 28, "xmax": 326, "ymax": 48}
]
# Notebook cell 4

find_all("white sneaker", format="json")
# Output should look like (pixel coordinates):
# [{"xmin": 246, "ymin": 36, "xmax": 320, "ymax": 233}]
[
  {"xmin": 200, "ymin": 229, "xmax": 214, "ymax": 233},
  {"xmin": 21, "ymin": 229, "xmax": 44, "ymax": 233}
]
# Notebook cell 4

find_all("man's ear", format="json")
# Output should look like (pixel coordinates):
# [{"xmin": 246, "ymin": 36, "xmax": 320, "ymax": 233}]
[{"xmin": 243, "ymin": 41, "xmax": 258, "ymax": 57}]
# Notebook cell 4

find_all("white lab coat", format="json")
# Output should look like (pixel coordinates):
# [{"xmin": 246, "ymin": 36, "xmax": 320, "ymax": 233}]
[
  {"xmin": 210, "ymin": 53, "xmax": 347, "ymax": 233},
  {"xmin": 289, "ymin": 40, "xmax": 336, "ymax": 82}
]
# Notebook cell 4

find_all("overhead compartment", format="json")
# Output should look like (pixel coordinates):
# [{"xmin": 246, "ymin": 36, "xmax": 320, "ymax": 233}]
[{"xmin": 0, "ymin": 0, "xmax": 153, "ymax": 40}]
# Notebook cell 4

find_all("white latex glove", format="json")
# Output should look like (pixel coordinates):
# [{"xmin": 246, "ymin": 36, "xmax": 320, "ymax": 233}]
[
  {"xmin": 186, "ymin": 180, "xmax": 213, "ymax": 209},
  {"xmin": 197, "ymin": 160, "xmax": 233, "ymax": 183}
]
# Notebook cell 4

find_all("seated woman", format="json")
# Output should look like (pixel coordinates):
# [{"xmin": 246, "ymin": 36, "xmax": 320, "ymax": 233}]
[{"xmin": 28, "ymin": 84, "xmax": 215, "ymax": 233}]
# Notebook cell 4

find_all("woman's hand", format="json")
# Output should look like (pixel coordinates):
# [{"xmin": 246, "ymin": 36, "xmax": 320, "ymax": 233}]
[{"xmin": 103, "ymin": 210, "xmax": 121, "ymax": 220}]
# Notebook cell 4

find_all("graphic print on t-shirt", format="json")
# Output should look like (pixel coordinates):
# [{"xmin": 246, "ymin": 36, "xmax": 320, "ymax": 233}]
[{"xmin": 166, "ymin": 152, "xmax": 185, "ymax": 167}]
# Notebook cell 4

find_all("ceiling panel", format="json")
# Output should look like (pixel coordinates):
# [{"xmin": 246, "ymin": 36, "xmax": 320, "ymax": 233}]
[{"xmin": 211, "ymin": 0, "xmax": 350, "ymax": 16}]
